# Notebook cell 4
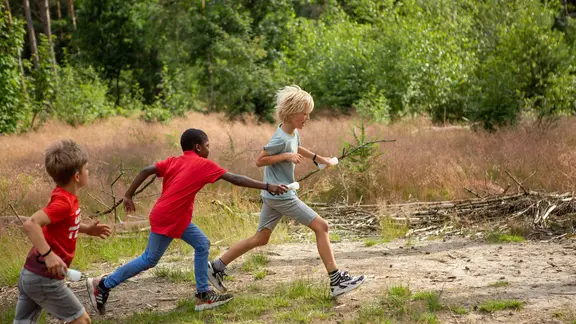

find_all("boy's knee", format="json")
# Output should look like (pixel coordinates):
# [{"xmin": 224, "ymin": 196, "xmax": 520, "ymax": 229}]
[
  {"xmin": 253, "ymin": 232, "xmax": 270, "ymax": 246},
  {"xmin": 197, "ymin": 239, "xmax": 210, "ymax": 253},
  {"xmin": 312, "ymin": 218, "xmax": 329, "ymax": 233},
  {"xmin": 69, "ymin": 312, "xmax": 91, "ymax": 324},
  {"xmin": 143, "ymin": 254, "xmax": 161, "ymax": 268}
]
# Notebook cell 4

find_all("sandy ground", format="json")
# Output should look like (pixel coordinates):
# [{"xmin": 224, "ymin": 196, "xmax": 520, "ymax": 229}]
[{"xmin": 2, "ymin": 236, "xmax": 576, "ymax": 323}]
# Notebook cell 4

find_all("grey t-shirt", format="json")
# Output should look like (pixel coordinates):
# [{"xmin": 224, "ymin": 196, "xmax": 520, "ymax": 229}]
[{"xmin": 261, "ymin": 125, "xmax": 300, "ymax": 200}]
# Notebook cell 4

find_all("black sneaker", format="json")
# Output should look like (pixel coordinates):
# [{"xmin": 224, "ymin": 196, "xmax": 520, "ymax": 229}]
[
  {"xmin": 330, "ymin": 270, "xmax": 365, "ymax": 297},
  {"xmin": 207, "ymin": 261, "xmax": 228, "ymax": 292},
  {"xmin": 87, "ymin": 276, "xmax": 110, "ymax": 315},
  {"xmin": 195, "ymin": 290, "xmax": 234, "ymax": 311}
]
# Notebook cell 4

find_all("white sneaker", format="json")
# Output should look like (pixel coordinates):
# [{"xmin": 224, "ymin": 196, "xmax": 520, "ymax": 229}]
[
  {"xmin": 207, "ymin": 261, "xmax": 228, "ymax": 292},
  {"xmin": 330, "ymin": 271, "xmax": 365, "ymax": 297}
]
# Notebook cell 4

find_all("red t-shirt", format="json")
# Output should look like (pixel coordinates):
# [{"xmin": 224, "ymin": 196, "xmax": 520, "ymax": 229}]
[
  {"xmin": 150, "ymin": 151, "xmax": 227, "ymax": 238},
  {"xmin": 24, "ymin": 187, "xmax": 81, "ymax": 279}
]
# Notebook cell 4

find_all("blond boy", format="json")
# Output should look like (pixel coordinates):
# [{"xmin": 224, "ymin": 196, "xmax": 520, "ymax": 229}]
[
  {"xmin": 14, "ymin": 140, "xmax": 111, "ymax": 324},
  {"xmin": 208, "ymin": 86, "xmax": 365, "ymax": 297}
]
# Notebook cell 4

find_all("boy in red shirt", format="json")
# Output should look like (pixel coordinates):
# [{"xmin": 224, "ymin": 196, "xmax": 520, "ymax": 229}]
[
  {"xmin": 14, "ymin": 140, "xmax": 111, "ymax": 324},
  {"xmin": 87, "ymin": 128, "xmax": 287, "ymax": 312}
]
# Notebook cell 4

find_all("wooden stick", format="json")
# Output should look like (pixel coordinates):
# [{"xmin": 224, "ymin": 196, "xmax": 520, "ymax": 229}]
[
  {"xmin": 8, "ymin": 204, "xmax": 25, "ymax": 226},
  {"xmin": 505, "ymin": 170, "xmax": 529, "ymax": 194},
  {"xmin": 464, "ymin": 187, "xmax": 481, "ymax": 198}
]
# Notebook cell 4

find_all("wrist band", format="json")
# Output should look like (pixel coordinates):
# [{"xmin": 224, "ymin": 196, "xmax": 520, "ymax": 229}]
[
  {"xmin": 313, "ymin": 153, "xmax": 318, "ymax": 166},
  {"xmin": 265, "ymin": 183, "xmax": 269, "ymax": 191},
  {"xmin": 36, "ymin": 248, "xmax": 51, "ymax": 264}
]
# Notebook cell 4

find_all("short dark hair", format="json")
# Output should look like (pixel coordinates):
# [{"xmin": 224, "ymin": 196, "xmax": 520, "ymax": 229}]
[
  {"xmin": 45, "ymin": 139, "xmax": 88, "ymax": 186},
  {"xmin": 180, "ymin": 128, "xmax": 208, "ymax": 152}
]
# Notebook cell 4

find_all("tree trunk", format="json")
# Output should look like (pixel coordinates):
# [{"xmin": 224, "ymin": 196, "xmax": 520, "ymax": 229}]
[
  {"xmin": 56, "ymin": 0, "xmax": 63, "ymax": 40},
  {"xmin": 23, "ymin": 0, "xmax": 39, "ymax": 68},
  {"xmin": 37, "ymin": 0, "xmax": 58, "ymax": 78},
  {"xmin": 67, "ymin": 0, "xmax": 75, "ymax": 31},
  {"xmin": 4, "ymin": 0, "xmax": 12, "ymax": 23}
]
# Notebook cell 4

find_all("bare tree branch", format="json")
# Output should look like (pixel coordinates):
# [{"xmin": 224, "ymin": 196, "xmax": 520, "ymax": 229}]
[
  {"xmin": 8, "ymin": 204, "xmax": 25, "ymax": 226},
  {"xmin": 297, "ymin": 139, "xmax": 396, "ymax": 182}
]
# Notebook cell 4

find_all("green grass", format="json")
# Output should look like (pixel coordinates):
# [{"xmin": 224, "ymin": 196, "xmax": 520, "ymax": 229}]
[
  {"xmin": 253, "ymin": 269, "xmax": 268, "ymax": 280},
  {"xmin": 241, "ymin": 253, "xmax": 269, "ymax": 273},
  {"xmin": 355, "ymin": 286, "xmax": 444, "ymax": 323},
  {"xmin": 363, "ymin": 237, "xmax": 390, "ymax": 247},
  {"xmin": 450, "ymin": 306, "xmax": 468, "ymax": 315},
  {"xmin": 329, "ymin": 232, "xmax": 341, "ymax": 243},
  {"xmin": 411, "ymin": 291, "xmax": 443, "ymax": 312},
  {"xmin": 0, "ymin": 307, "xmax": 47, "ymax": 324},
  {"xmin": 380, "ymin": 218, "xmax": 409, "ymax": 242},
  {"xmin": 93, "ymin": 280, "xmax": 333, "ymax": 324},
  {"xmin": 486, "ymin": 232, "xmax": 525, "ymax": 243},
  {"xmin": 153, "ymin": 267, "xmax": 195, "ymax": 283},
  {"xmin": 0, "ymin": 230, "xmax": 29, "ymax": 286},
  {"xmin": 478, "ymin": 299, "xmax": 524, "ymax": 313},
  {"xmin": 488, "ymin": 280, "xmax": 510, "ymax": 287}
]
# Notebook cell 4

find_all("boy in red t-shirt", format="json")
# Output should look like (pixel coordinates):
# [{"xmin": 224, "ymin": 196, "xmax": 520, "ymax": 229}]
[
  {"xmin": 14, "ymin": 140, "xmax": 112, "ymax": 324},
  {"xmin": 87, "ymin": 128, "xmax": 287, "ymax": 312}
]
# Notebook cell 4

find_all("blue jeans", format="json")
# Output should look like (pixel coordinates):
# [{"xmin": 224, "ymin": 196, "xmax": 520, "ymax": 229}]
[{"xmin": 103, "ymin": 223, "xmax": 210, "ymax": 293}]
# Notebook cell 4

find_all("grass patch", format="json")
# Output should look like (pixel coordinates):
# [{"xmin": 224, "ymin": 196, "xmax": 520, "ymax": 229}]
[
  {"xmin": 478, "ymin": 299, "xmax": 524, "ymax": 313},
  {"xmin": 329, "ymin": 232, "xmax": 341, "ymax": 243},
  {"xmin": 450, "ymin": 306, "xmax": 468, "ymax": 315},
  {"xmin": 355, "ymin": 286, "xmax": 443, "ymax": 323},
  {"xmin": 241, "ymin": 253, "xmax": 269, "ymax": 273},
  {"xmin": 253, "ymin": 269, "xmax": 268, "ymax": 280},
  {"xmin": 94, "ymin": 280, "xmax": 333, "ymax": 324},
  {"xmin": 153, "ymin": 267, "xmax": 195, "ymax": 283},
  {"xmin": 412, "ymin": 291, "xmax": 443, "ymax": 312},
  {"xmin": 0, "ymin": 307, "xmax": 47, "ymax": 324},
  {"xmin": 486, "ymin": 232, "xmax": 525, "ymax": 243},
  {"xmin": 488, "ymin": 280, "xmax": 510, "ymax": 287},
  {"xmin": 552, "ymin": 307, "xmax": 576, "ymax": 322},
  {"xmin": 363, "ymin": 237, "xmax": 390, "ymax": 247},
  {"xmin": 0, "ymin": 229, "xmax": 29, "ymax": 286},
  {"xmin": 380, "ymin": 218, "xmax": 408, "ymax": 242}
]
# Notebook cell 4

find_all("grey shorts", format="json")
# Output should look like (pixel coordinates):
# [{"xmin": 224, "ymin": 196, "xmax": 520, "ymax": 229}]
[
  {"xmin": 14, "ymin": 268, "xmax": 85, "ymax": 324},
  {"xmin": 258, "ymin": 198, "xmax": 317, "ymax": 231}
]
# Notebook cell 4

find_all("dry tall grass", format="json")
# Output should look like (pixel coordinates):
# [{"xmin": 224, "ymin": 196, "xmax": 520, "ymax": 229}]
[{"xmin": 1, "ymin": 113, "xmax": 576, "ymax": 218}]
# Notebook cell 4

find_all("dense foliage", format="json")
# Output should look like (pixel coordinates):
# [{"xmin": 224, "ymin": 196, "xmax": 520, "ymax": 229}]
[{"xmin": 1, "ymin": 0, "xmax": 576, "ymax": 132}]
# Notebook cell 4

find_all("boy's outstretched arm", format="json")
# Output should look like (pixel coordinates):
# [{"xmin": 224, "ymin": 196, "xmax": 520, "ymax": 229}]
[
  {"xmin": 298, "ymin": 146, "xmax": 331, "ymax": 165},
  {"xmin": 123, "ymin": 165, "xmax": 157, "ymax": 212},
  {"xmin": 220, "ymin": 172, "xmax": 288, "ymax": 195},
  {"xmin": 23, "ymin": 211, "xmax": 67, "ymax": 278}
]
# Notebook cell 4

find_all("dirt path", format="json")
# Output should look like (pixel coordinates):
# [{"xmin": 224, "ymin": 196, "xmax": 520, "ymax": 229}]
[{"xmin": 3, "ymin": 237, "xmax": 576, "ymax": 323}]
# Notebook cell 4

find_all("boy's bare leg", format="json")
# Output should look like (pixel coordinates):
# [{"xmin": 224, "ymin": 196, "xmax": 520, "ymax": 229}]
[
  {"xmin": 220, "ymin": 229, "xmax": 272, "ymax": 265},
  {"xmin": 308, "ymin": 216, "xmax": 337, "ymax": 272},
  {"xmin": 69, "ymin": 312, "xmax": 91, "ymax": 324}
]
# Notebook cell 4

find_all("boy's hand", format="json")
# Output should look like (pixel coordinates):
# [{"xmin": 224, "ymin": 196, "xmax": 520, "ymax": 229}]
[
  {"xmin": 45, "ymin": 252, "xmax": 67, "ymax": 279},
  {"xmin": 85, "ymin": 220, "xmax": 112, "ymax": 239},
  {"xmin": 285, "ymin": 153, "xmax": 303, "ymax": 164},
  {"xmin": 123, "ymin": 196, "xmax": 136, "ymax": 212},
  {"xmin": 267, "ymin": 184, "xmax": 289, "ymax": 195},
  {"xmin": 316, "ymin": 156, "xmax": 334, "ymax": 168}
]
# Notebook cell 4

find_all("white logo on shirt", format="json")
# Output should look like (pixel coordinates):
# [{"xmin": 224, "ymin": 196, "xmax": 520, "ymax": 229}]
[{"xmin": 68, "ymin": 208, "xmax": 81, "ymax": 239}]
